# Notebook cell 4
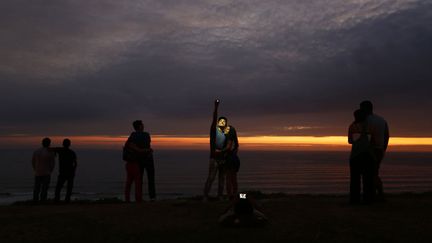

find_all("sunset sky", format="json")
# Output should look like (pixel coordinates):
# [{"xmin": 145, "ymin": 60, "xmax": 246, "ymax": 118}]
[{"xmin": 1, "ymin": 0, "xmax": 431, "ymax": 149}]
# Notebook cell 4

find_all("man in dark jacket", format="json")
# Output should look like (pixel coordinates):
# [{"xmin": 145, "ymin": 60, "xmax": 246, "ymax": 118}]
[{"xmin": 54, "ymin": 138, "xmax": 77, "ymax": 203}]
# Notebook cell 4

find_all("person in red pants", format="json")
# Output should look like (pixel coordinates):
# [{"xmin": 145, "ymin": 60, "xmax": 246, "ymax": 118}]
[
  {"xmin": 124, "ymin": 159, "xmax": 142, "ymax": 203},
  {"xmin": 123, "ymin": 120, "xmax": 154, "ymax": 202}
]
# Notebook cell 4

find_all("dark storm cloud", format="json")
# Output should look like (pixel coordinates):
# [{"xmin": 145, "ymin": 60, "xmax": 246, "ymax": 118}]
[{"xmin": 1, "ymin": 0, "xmax": 431, "ymax": 136}]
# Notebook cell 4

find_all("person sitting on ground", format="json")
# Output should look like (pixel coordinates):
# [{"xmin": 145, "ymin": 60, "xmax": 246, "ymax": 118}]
[{"xmin": 218, "ymin": 192, "xmax": 268, "ymax": 227}]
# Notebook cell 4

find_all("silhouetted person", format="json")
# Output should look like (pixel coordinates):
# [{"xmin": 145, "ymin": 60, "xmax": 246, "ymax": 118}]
[
  {"xmin": 360, "ymin": 101, "xmax": 390, "ymax": 201},
  {"xmin": 219, "ymin": 193, "xmax": 267, "ymax": 227},
  {"xmin": 348, "ymin": 109, "xmax": 375, "ymax": 204},
  {"xmin": 32, "ymin": 137, "xmax": 55, "ymax": 202},
  {"xmin": 123, "ymin": 120, "xmax": 155, "ymax": 202},
  {"xmin": 204, "ymin": 99, "xmax": 231, "ymax": 201},
  {"xmin": 224, "ymin": 119, "xmax": 240, "ymax": 201},
  {"xmin": 54, "ymin": 139, "xmax": 77, "ymax": 203}
]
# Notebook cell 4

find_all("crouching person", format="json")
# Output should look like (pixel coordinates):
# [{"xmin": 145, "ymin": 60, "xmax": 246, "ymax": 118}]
[{"xmin": 218, "ymin": 193, "xmax": 268, "ymax": 227}]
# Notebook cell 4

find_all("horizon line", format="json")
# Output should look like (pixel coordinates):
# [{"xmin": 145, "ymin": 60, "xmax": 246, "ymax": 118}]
[{"xmin": 1, "ymin": 135, "xmax": 432, "ymax": 152}]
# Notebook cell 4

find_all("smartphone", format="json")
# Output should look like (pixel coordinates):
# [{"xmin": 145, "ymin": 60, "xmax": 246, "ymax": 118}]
[{"xmin": 239, "ymin": 193, "xmax": 247, "ymax": 199}]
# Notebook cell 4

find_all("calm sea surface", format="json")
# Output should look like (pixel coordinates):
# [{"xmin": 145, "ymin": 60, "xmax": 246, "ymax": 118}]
[{"xmin": 1, "ymin": 149, "xmax": 432, "ymax": 204}]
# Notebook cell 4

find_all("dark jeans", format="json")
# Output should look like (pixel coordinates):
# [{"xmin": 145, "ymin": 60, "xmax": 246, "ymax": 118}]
[
  {"xmin": 55, "ymin": 174, "xmax": 75, "ymax": 202},
  {"xmin": 350, "ymin": 153, "xmax": 376, "ymax": 203},
  {"xmin": 139, "ymin": 160, "xmax": 156, "ymax": 199},
  {"xmin": 226, "ymin": 170, "xmax": 238, "ymax": 200},
  {"xmin": 374, "ymin": 149, "xmax": 385, "ymax": 197},
  {"xmin": 204, "ymin": 158, "xmax": 226, "ymax": 198},
  {"xmin": 33, "ymin": 175, "xmax": 51, "ymax": 202}
]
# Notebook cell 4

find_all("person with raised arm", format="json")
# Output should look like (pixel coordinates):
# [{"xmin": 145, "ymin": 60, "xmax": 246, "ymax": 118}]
[{"xmin": 204, "ymin": 99, "xmax": 237, "ymax": 201}]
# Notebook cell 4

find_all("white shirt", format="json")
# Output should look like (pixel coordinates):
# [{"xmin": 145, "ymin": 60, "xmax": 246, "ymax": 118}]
[{"xmin": 367, "ymin": 114, "xmax": 389, "ymax": 149}]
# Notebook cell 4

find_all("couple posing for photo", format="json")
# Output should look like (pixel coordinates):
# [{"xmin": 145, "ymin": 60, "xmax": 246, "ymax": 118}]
[{"xmin": 123, "ymin": 100, "xmax": 240, "ymax": 203}]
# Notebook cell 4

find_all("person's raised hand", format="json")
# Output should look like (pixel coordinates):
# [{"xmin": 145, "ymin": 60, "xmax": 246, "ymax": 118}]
[{"xmin": 215, "ymin": 99, "xmax": 220, "ymax": 107}]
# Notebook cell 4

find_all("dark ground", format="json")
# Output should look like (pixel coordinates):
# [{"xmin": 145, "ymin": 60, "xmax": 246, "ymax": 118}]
[{"xmin": 1, "ymin": 193, "xmax": 431, "ymax": 243}]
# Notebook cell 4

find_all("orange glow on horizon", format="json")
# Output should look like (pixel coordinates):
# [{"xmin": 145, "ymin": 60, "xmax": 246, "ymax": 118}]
[{"xmin": 1, "ymin": 135, "xmax": 432, "ymax": 151}]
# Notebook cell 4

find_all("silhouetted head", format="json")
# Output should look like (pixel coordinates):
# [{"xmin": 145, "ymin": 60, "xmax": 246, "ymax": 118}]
[
  {"xmin": 218, "ymin": 117, "xmax": 228, "ymax": 129},
  {"xmin": 42, "ymin": 137, "xmax": 51, "ymax": 148},
  {"xmin": 353, "ymin": 109, "xmax": 367, "ymax": 123},
  {"xmin": 132, "ymin": 120, "xmax": 144, "ymax": 131},
  {"xmin": 360, "ymin": 100, "xmax": 373, "ymax": 115},
  {"xmin": 234, "ymin": 193, "xmax": 254, "ymax": 216},
  {"xmin": 63, "ymin": 138, "xmax": 71, "ymax": 148}
]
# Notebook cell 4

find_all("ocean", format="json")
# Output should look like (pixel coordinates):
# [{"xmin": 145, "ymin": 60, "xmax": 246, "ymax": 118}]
[{"xmin": 1, "ymin": 149, "xmax": 432, "ymax": 204}]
